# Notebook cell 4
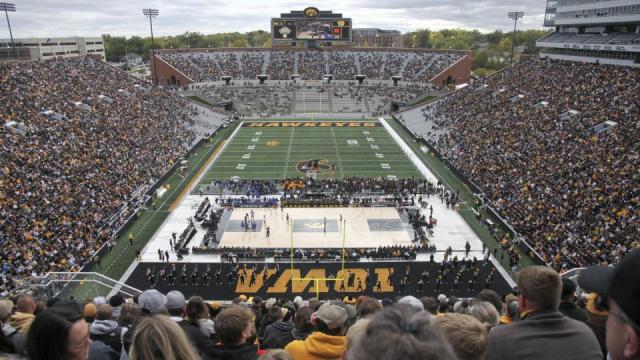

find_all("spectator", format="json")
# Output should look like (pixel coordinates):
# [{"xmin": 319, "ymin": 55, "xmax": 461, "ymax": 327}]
[
  {"xmin": 108, "ymin": 295, "xmax": 125, "ymax": 321},
  {"xmin": 118, "ymin": 302, "xmax": 142, "ymax": 332},
  {"xmin": 263, "ymin": 307, "xmax": 294, "ymax": 349},
  {"xmin": 260, "ymin": 349, "xmax": 293, "ymax": 360},
  {"xmin": 397, "ymin": 296, "xmax": 424, "ymax": 311},
  {"xmin": 436, "ymin": 313, "xmax": 489, "ymax": 360},
  {"xmin": 285, "ymin": 303, "xmax": 348, "ymax": 360},
  {"xmin": 10, "ymin": 294, "xmax": 35, "ymax": 335},
  {"xmin": 476, "ymin": 289, "xmax": 503, "ymax": 315},
  {"xmin": 0, "ymin": 299, "xmax": 25, "ymax": 354},
  {"xmin": 579, "ymin": 249, "xmax": 640, "ymax": 360},
  {"xmin": 559, "ymin": 278, "xmax": 587, "ymax": 322},
  {"xmin": 277, "ymin": 307, "xmax": 313, "ymax": 350},
  {"xmin": 166, "ymin": 291, "xmax": 212, "ymax": 355},
  {"xmin": 470, "ymin": 301, "xmax": 499, "ymax": 329},
  {"xmin": 206, "ymin": 305, "xmax": 258, "ymax": 360},
  {"xmin": 89, "ymin": 304, "xmax": 126, "ymax": 355},
  {"xmin": 419, "ymin": 297, "xmax": 439, "ymax": 315},
  {"xmin": 487, "ymin": 266, "xmax": 602, "ymax": 360},
  {"xmin": 355, "ymin": 297, "xmax": 381, "ymax": 319},
  {"xmin": 584, "ymin": 293, "xmax": 608, "ymax": 359},
  {"xmin": 129, "ymin": 315, "xmax": 200, "ymax": 360},
  {"xmin": 185, "ymin": 297, "xmax": 215, "ymax": 340},
  {"xmin": 84, "ymin": 303, "xmax": 97, "ymax": 324},
  {"xmin": 345, "ymin": 304, "xmax": 457, "ymax": 360},
  {"xmin": 498, "ymin": 294, "xmax": 519, "ymax": 325},
  {"xmin": 27, "ymin": 302, "xmax": 92, "ymax": 360}
]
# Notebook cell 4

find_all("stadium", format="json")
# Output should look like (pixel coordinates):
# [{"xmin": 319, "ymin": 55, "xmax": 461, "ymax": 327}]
[{"xmin": 1, "ymin": 2, "xmax": 639, "ymax": 360}]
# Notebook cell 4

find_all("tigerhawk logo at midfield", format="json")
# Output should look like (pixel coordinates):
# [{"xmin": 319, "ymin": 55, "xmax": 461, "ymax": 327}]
[{"xmin": 295, "ymin": 159, "xmax": 335, "ymax": 175}]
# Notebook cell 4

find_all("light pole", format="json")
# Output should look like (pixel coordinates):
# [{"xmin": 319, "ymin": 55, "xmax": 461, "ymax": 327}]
[
  {"xmin": 0, "ymin": 2, "xmax": 16, "ymax": 58},
  {"xmin": 143, "ymin": 8, "xmax": 159, "ymax": 84},
  {"xmin": 508, "ymin": 11, "xmax": 524, "ymax": 64}
]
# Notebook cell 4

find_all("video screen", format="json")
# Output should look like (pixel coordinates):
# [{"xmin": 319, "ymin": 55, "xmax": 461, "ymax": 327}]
[
  {"xmin": 272, "ymin": 20, "xmax": 297, "ymax": 40},
  {"xmin": 272, "ymin": 19, "xmax": 350, "ymax": 41}
]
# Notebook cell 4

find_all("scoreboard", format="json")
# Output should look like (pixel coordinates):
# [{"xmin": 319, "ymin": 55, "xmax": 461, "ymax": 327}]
[{"xmin": 272, "ymin": 7, "xmax": 352, "ymax": 43}]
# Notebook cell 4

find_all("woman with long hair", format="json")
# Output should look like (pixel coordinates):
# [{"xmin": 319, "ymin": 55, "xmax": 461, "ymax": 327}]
[{"xmin": 129, "ymin": 315, "xmax": 200, "ymax": 360}]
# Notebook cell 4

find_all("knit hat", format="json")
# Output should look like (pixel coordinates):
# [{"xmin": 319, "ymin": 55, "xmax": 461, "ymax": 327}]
[{"xmin": 83, "ymin": 303, "xmax": 97, "ymax": 318}]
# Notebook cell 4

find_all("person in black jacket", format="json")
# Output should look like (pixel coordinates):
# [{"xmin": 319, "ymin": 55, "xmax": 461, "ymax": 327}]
[
  {"xmin": 279, "ymin": 307, "xmax": 313, "ymax": 349},
  {"xmin": 559, "ymin": 278, "xmax": 587, "ymax": 322},
  {"xmin": 206, "ymin": 305, "xmax": 259, "ymax": 360},
  {"xmin": 165, "ymin": 291, "xmax": 213, "ymax": 355},
  {"xmin": 263, "ymin": 307, "xmax": 294, "ymax": 349}
]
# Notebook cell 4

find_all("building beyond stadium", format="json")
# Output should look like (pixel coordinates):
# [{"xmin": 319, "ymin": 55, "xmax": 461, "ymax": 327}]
[
  {"xmin": 538, "ymin": 0, "xmax": 640, "ymax": 66},
  {"xmin": 0, "ymin": 36, "xmax": 105, "ymax": 61}
]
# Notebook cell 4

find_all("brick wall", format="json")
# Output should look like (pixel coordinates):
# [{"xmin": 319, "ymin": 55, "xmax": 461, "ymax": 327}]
[{"xmin": 430, "ymin": 51, "xmax": 473, "ymax": 87}]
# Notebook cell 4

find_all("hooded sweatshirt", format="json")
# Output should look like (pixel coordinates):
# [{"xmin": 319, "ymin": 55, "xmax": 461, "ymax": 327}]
[
  {"xmin": 284, "ymin": 332, "xmax": 346, "ymax": 360},
  {"xmin": 263, "ymin": 321, "xmax": 294, "ymax": 349},
  {"xmin": 90, "ymin": 320, "xmax": 125, "ymax": 354},
  {"xmin": 205, "ymin": 343, "xmax": 259, "ymax": 360},
  {"xmin": 9, "ymin": 312, "xmax": 34, "ymax": 335}
]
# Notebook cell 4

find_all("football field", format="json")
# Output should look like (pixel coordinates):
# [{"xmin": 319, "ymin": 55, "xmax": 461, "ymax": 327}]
[{"xmin": 197, "ymin": 120, "xmax": 422, "ymax": 185}]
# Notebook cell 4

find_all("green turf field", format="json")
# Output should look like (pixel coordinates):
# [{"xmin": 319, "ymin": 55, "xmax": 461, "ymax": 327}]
[{"xmin": 196, "ymin": 121, "xmax": 423, "ymax": 185}]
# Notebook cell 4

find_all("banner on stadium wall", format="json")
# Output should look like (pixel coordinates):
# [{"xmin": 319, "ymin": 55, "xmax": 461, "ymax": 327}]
[
  {"xmin": 243, "ymin": 122, "xmax": 381, "ymax": 127},
  {"xmin": 126, "ymin": 261, "xmax": 512, "ymax": 300}
]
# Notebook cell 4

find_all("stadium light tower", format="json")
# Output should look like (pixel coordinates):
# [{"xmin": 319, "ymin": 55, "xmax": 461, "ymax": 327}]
[
  {"xmin": 143, "ymin": 8, "xmax": 159, "ymax": 84},
  {"xmin": 508, "ymin": 11, "xmax": 524, "ymax": 64},
  {"xmin": 0, "ymin": 2, "xmax": 16, "ymax": 57}
]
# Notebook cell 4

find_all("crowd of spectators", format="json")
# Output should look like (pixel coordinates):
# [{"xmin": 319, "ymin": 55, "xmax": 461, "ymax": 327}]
[
  {"xmin": 5, "ymin": 250, "xmax": 639, "ymax": 359},
  {"xmin": 0, "ymin": 56, "xmax": 219, "ymax": 296},
  {"xmin": 158, "ymin": 49, "xmax": 463, "ymax": 82},
  {"xmin": 396, "ymin": 58, "xmax": 640, "ymax": 271}
]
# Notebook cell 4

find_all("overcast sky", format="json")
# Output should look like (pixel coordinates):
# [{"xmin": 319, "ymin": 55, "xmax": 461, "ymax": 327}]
[{"xmin": 4, "ymin": 0, "xmax": 547, "ymax": 39}]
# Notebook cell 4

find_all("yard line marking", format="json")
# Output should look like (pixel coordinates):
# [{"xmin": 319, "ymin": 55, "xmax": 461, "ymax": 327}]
[
  {"xmin": 283, "ymin": 127, "xmax": 295, "ymax": 177},
  {"xmin": 331, "ymin": 126, "xmax": 344, "ymax": 178}
]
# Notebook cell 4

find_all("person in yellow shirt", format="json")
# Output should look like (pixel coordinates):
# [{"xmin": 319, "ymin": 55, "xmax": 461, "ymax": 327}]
[{"xmin": 285, "ymin": 303, "xmax": 347, "ymax": 360}]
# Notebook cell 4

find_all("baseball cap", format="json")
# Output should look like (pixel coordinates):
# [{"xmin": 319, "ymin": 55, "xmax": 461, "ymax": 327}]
[
  {"xmin": 138, "ymin": 289, "xmax": 167, "ymax": 315},
  {"xmin": 166, "ymin": 291, "xmax": 186, "ymax": 310},
  {"xmin": 579, "ymin": 249, "xmax": 640, "ymax": 327},
  {"xmin": 316, "ymin": 303, "xmax": 348, "ymax": 329}
]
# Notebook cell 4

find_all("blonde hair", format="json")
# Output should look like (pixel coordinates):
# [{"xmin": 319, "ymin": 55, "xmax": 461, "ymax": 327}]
[
  {"xmin": 130, "ymin": 315, "xmax": 201, "ymax": 360},
  {"xmin": 436, "ymin": 313, "xmax": 488, "ymax": 360}
]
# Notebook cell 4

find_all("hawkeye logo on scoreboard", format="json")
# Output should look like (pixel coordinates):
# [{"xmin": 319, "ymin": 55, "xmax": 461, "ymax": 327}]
[
  {"xmin": 304, "ymin": 7, "xmax": 319, "ymax": 17},
  {"xmin": 245, "ymin": 122, "xmax": 379, "ymax": 127}
]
